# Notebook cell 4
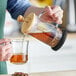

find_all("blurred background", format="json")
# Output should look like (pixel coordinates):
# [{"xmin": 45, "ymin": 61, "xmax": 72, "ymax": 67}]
[{"xmin": 4, "ymin": 0, "xmax": 76, "ymax": 74}]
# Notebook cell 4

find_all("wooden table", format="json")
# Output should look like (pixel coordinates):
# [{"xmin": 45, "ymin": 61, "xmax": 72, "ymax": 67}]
[
  {"xmin": 30, "ymin": 70, "xmax": 76, "ymax": 76},
  {"xmin": 67, "ymin": 33, "xmax": 76, "ymax": 39},
  {"xmin": 1, "ymin": 70, "xmax": 76, "ymax": 76}
]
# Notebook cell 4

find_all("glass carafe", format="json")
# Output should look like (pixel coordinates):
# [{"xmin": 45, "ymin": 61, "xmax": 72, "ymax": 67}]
[{"xmin": 18, "ymin": 13, "xmax": 67, "ymax": 51}]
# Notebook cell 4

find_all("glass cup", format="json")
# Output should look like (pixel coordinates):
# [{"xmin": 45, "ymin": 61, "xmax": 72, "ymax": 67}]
[
  {"xmin": 10, "ymin": 38, "xmax": 29, "ymax": 65},
  {"xmin": 7, "ymin": 37, "xmax": 30, "ymax": 75}
]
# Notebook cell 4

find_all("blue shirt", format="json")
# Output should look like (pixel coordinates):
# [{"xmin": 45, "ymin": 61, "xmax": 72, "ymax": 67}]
[
  {"xmin": 7, "ymin": 0, "xmax": 31, "ymax": 19},
  {"xmin": 54, "ymin": 0, "xmax": 65, "ymax": 9},
  {"xmin": 7, "ymin": 0, "xmax": 65, "ymax": 19}
]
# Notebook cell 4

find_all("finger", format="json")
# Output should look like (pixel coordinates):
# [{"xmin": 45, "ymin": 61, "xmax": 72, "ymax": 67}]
[
  {"xmin": 45, "ymin": 16, "xmax": 54, "ymax": 23},
  {"xmin": 5, "ymin": 41, "xmax": 11, "ymax": 45},
  {"xmin": 5, "ymin": 47, "xmax": 13, "ymax": 54},
  {"xmin": 55, "ymin": 17, "xmax": 62, "ymax": 24},
  {"xmin": 0, "ymin": 47, "xmax": 12, "ymax": 60},
  {"xmin": 3, "ymin": 48, "xmax": 13, "ymax": 61},
  {"xmin": 52, "ymin": 6, "xmax": 62, "ymax": 14},
  {"xmin": 44, "ymin": 6, "xmax": 53, "ymax": 15},
  {"xmin": 50, "ymin": 6, "xmax": 63, "ymax": 22},
  {"xmin": 0, "ymin": 44, "xmax": 12, "ymax": 61},
  {"xmin": 0, "ymin": 44, "xmax": 12, "ymax": 55},
  {"xmin": 1, "ymin": 44, "xmax": 12, "ymax": 56},
  {"xmin": 52, "ymin": 11, "xmax": 63, "ymax": 21},
  {"xmin": 0, "ymin": 45, "xmax": 5, "ymax": 55},
  {"xmin": 53, "ymin": 11, "xmax": 63, "ymax": 19},
  {"xmin": 5, "ymin": 39, "xmax": 11, "ymax": 45},
  {"xmin": 40, "ymin": 11, "xmax": 54, "ymax": 22},
  {"xmin": 4, "ymin": 47, "xmax": 13, "ymax": 59},
  {"xmin": 40, "ymin": 15, "xmax": 53, "ymax": 23},
  {"xmin": 2, "ymin": 44, "xmax": 12, "ymax": 51},
  {"xmin": 0, "ymin": 38, "xmax": 11, "ymax": 44},
  {"xmin": 3, "ymin": 53, "xmax": 12, "ymax": 61}
]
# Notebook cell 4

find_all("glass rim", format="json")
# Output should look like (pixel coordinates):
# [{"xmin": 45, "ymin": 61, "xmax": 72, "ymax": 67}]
[{"xmin": 11, "ymin": 39, "xmax": 28, "ymax": 42}]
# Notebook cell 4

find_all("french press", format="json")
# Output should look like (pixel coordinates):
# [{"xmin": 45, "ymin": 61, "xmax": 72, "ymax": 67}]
[{"xmin": 18, "ymin": 12, "xmax": 67, "ymax": 51}]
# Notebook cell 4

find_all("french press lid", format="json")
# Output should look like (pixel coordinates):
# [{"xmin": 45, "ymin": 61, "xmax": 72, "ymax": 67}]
[{"xmin": 52, "ymin": 28, "xmax": 67, "ymax": 51}]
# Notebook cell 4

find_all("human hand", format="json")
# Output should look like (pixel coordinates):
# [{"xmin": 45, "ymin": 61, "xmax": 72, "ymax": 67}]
[
  {"xmin": 39, "ymin": 6, "xmax": 63, "ymax": 24},
  {"xmin": 0, "ymin": 38, "xmax": 12, "ymax": 61}
]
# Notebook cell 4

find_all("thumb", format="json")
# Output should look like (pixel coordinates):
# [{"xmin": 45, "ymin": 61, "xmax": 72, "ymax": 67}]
[{"xmin": 44, "ymin": 6, "xmax": 53, "ymax": 15}]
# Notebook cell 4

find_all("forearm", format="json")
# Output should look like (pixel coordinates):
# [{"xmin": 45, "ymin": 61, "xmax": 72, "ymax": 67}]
[
  {"xmin": 24, "ymin": 6, "xmax": 44, "ymax": 17},
  {"xmin": 7, "ymin": 0, "xmax": 31, "ymax": 19}
]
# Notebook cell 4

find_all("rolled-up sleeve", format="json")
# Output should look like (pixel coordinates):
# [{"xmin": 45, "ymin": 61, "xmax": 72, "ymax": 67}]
[{"xmin": 7, "ymin": 0, "xmax": 31, "ymax": 19}]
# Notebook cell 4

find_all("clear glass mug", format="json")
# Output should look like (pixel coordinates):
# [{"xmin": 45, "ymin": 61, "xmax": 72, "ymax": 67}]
[
  {"xmin": 10, "ymin": 38, "xmax": 29, "ymax": 64},
  {"xmin": 7, "ymin": 38, "xmax": 30, "ymax": 75}
]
